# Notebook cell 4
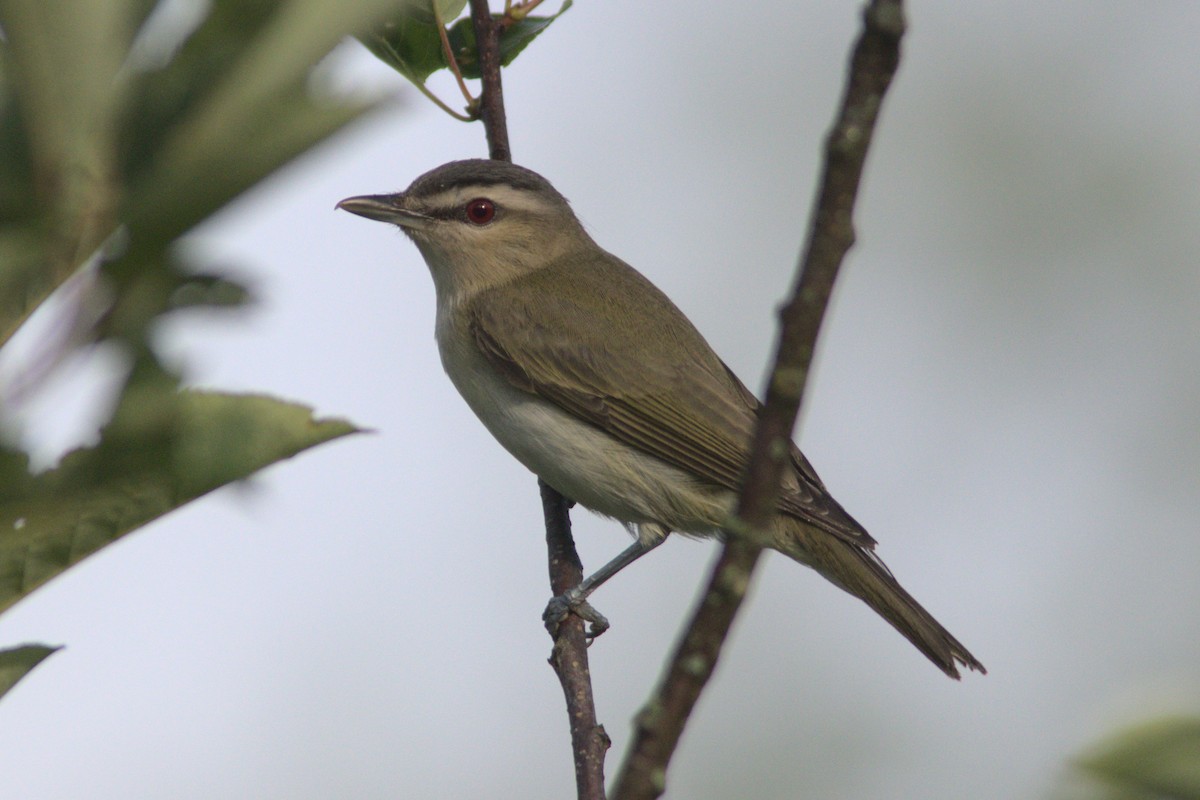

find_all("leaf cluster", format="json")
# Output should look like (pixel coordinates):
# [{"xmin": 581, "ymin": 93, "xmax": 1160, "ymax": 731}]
[
  {"xmin": 1067, "ymin": 716, "xmax": 1200, "ymax": 800},
  {"xmin": 0, "ymin": 0, "xmax": 394, "ymax": 698},
  {"xmin": 359, "ymin": 0, "xmax": 571, "ymax": 119}
]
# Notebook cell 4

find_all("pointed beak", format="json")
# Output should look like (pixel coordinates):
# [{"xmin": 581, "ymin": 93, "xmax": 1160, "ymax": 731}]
[{"xmin": 336, "ymin": 193, "xmax": 433, "ymax": 230}]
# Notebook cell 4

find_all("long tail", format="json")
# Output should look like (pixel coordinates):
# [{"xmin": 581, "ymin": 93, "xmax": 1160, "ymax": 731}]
[{"xmin": 779, "ymin": 523, "xmax": 986, "ymax": 679}]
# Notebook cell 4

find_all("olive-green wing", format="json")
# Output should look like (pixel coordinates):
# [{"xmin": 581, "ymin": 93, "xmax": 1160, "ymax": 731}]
[{"xmin": 468, "ymin": 256, "xmax": 872, "ymax": 547}]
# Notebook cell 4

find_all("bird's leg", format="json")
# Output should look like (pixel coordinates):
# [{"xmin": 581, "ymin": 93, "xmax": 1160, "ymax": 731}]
[{"xmin": 543, "ymin": 535, "xmax": 667, "ymax": 639}]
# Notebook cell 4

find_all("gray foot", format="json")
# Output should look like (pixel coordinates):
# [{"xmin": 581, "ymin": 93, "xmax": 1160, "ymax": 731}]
[{"xmin": 543, "ymin": 588, "xmax": 610, "ymax": 639}]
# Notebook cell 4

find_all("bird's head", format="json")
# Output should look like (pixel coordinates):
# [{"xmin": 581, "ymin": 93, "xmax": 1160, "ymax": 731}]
[{"xmin": 338, "ymin": 159, "xmax": 590, "ymax": 300}]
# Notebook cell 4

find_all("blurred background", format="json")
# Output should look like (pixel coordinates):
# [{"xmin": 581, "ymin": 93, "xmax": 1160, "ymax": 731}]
[{"xmin": 1, "ymin": 0, "xmax": 1198, "ymax": 797}]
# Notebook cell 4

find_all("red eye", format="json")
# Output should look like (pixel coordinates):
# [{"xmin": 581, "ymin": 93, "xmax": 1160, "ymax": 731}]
[{"xmin": 465, "ymin": 198, "xmax": 495, "ymax": 224}]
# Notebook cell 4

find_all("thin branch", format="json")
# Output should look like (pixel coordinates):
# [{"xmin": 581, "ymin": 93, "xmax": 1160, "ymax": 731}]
[
  {"xmin": 433, "ymin": 0, "xmax": 477, "ymax": 110},
  {"xmin": 541, "ymin": 480, "xmax": 611, "ymax": 799},
  {"xmin": 468, "ymin": 0, "xmax": 511, "ymax": 162},
  {"xmin": 467, "ymin": 2, "xmax": 603, "ymax": 798},
  {"xmin": 411, "ymin": 79, "xmax": 476, "ymax": 122},
  {"xmin": 506, "ymin": 0, "xmax": 546, "ymax": 21},
  {"xmin": 610, "ymin": 2, "xmax": 907, "ymax": 799}
]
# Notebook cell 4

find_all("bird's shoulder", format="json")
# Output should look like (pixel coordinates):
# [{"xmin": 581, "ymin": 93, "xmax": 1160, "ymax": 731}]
[{"xmin": 466, "ymin": 251, "xmax": 735, "ymax": 399}]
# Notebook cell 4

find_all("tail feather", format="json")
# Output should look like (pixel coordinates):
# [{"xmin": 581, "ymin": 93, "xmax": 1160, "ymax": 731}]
[{"xmin": 779, "ymin": 524, "xmax": 986, "ymax": 679}]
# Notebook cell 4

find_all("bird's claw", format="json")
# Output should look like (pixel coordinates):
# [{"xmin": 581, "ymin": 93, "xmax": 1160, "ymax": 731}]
[{"xmin": 543, "ymin": 588, "xmax": 610, "ymax": 640}]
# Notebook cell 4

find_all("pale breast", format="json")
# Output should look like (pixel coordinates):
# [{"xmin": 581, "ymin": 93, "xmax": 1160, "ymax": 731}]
[{"xmin": 434, "ymin": 308, "xmax": 732, "ymax": 536}]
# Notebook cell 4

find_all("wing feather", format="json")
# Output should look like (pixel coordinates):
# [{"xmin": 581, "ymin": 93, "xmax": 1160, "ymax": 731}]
[{"xmin": 468, "ymin": 255, "xmax": 874, "ymax": 547}]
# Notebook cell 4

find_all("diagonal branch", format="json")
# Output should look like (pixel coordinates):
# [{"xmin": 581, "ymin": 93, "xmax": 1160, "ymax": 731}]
[
  {"xmin": 467, "ymin": 2, "xmax": 605, "ymax": 798},
  {"xmin": 611, "ymin": 2, "xmax": 907, "ymax": 798}
]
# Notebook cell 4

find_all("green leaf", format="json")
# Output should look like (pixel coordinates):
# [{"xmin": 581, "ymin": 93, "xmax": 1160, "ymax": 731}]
[
  {"xmin": 447, "ymin": 0, "xmax": 572, "ymax": 80},
  {"xmin": 1076, "ymin": 716, "xmax": 1200, "ymax": 800},
  {"xmin": 358, "ymin": 13, "xmax": 448, "ymax": 88},
  {"xmin": 0, "ymin": 390, "xmax": 361, "ymax": 616},
  {"xmin": 122, "ymin": 0, "xmax": 400, "ymax": 242},
  {"xmin": 122, "ymin": 86, "xmax": 375, "ymax": 243},
  {"xmin": 402, "ymin": 0, "xmax": 469, "ymax": 26},
  {"xmin": 0, "ymin": 0, "xmax": 132, "ymax": 178},
  {"xmin": 0, "ymin": 225, "xmax": 46, "ymax": 345},
  {"xmin": 0, "ymin": 0, "xmax": 129, "ymax": 344},
  {"xmin": 117, "ymin": 0, "xmax": 289, "ymax": 179},
  {"xmin": 93, "ymin": 248, "xmax": 254, "ymax": 348},
  {"xmin": 354, "ymin": 0, "xmax": 470, "ymax": 87},
  {"xmin": 0, "ymin": 644, "xmax": 60, "ymax": 702},
  {"xmin": 167, "ymin": 272, "xmax": 253, "ymax": 312},
  {"xmin": 0, "ymin": 0, "xmax": 401, "ymax": 347},
  {"xmin": 0, "ymin": 56, "xmax": 36, "ymax": 223},
  {"xmin": 0, "ymin": 1, "xmax": 374, "ymax": 651}
]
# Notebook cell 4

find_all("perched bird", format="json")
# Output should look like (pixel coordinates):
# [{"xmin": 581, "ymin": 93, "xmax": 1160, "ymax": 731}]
[{"xmin": 338, "ymin": 159, "xmax": 985, "ymax": 679}]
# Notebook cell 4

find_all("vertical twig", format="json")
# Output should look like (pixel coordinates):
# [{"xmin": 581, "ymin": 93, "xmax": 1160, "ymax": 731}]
[
  {"xmin": 467, "ymin": 3, "xmax": 605, "ymax": 798},
  {"xmin": 541, "ymin": 480, "xmax": 611, "ymax": 799},
  {"xmin": 468, "ymin": 0, "xmax": 511, "ymax": 162},
  {"xmin": 611, "ymin": 2, "xmax": 907, "ymax": 798}
]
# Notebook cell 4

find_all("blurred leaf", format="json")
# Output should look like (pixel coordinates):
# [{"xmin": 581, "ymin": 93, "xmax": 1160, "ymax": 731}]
[
  {"xmin": 123, "ymin": 89, "xmax": 375, "ymax": 244},
  {"xmin": 401, "ymin": 0, "xmax": 469, "ymax": 26},
  {"xmin": 447, "ymin": 0, "xmax": 572, "ymax": 80},
  {"xmin": 97, "ymin": 246, "xmax": 257, "ymax": 344},
  {"xmin": 0, "ymin": 55, "xmax": 35, "ymax": 222},
  {"xmin": 0, "ymin": 0, "xmax": 400, "ymax": 347},
  {"xmin": 1076, "ymin": 716, "xmax": 1200, "ymax": 800},
  {"xmin": 0, "ymin": 0, "xmax": 378, "ymax": 684},
  {"xmin": 123, "ymin": 0, "xmax": 400, "ymax": 242},
  {"xmin": 0, "ymin": 0, "xmax": 389, "ymax": 687},
  {"xmin": 0, "ymin": 644, "xmax": 60, "ymax": 701},
  {"xmin": 168, "ymin": 272, "xmax": 253, "ymax": 311},
  {"xmin": 0, "ymin": 389, "xmax": 361, "ymax": 616},
  {"xmin": 0, "ymin": 0, "xmax": 126, "ymax": 344},
  {"xmin": 0, "ymin": 226, "xmax": 46, "ymax": 344},
  {"xmin": 0, "ymin": 0, "xmax": 131, "ymax": 179},
  {"xmin": 117, "ymin": 0, "xmax": 286, "ymax": 177}
]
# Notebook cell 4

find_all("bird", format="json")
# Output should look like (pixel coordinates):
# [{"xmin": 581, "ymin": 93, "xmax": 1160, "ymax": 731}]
[{"xmin": 337, "ymin": 159, "xmax": 985, "ymax": 679}]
